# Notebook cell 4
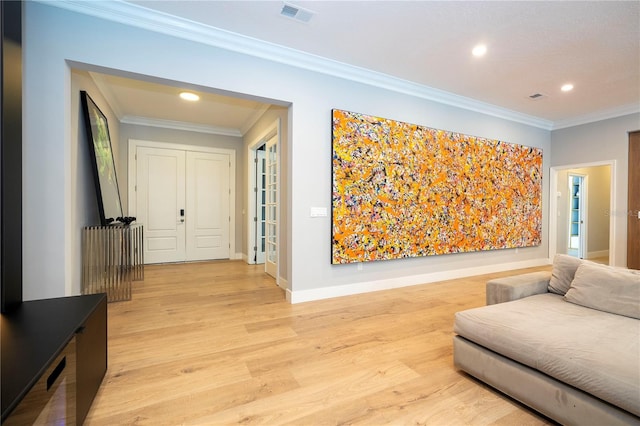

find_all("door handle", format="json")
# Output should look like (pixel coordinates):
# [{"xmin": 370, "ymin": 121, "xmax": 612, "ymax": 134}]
[{"xmin": 179, "ymin": 209, "xmax": 185, "ymax": 223}]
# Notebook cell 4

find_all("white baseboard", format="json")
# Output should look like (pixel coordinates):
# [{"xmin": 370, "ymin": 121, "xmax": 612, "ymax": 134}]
[
  {"xmin": 288, "ymin": 258, "xmax": 551, "ymax": 304},
  {"xmin": 278, "ymin": 277, "xmax": 288, "ymax": 291},
  {"xmin": 586, "ymin": 250, "xmax": 609, "ymax": 260}
]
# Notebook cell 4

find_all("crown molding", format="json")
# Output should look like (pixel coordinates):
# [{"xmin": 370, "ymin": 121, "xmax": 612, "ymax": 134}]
[
  {"xmin": 120, "ymin": 116, "xmax": 243, "ymax": 137},
  {"xmin": 88, "ymin": 71, "xmax": 125, "ymax": 118},
  {"xmin": 89, "ymin": 70, "xmax": 252, "ymax": 137},
  {"xmin": 41, "ymin": 1, "xmax": 633, "ymax": 131},
  {"xmin": 551, "ymin": 103, "xmax": 640, "ymax": 131},
  {"xmin": 240, "ymin": 104, "xmax": 271, "ymax": 136}
]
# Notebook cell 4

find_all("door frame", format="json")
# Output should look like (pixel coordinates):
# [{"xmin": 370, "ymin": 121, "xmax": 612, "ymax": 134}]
[
  {"xmin": 128, "ymin": 139, "xmax": 237, "ymax": 260},
  {"xmin": 264, "ymin": 134, "xmax": 278, "ymax": 279},
  {"xmin": 628, "ymin": 131, "xmax": 640, "ymax": 269},
  {"xmin": 255, "ymin": 148, "xmax": 266, "ymax": 265},
  {"xmin": 246, "ymin": 119, "xmax": 281, "ymax": 283},
  {"xmin": 566, "ymin": 173, "xmax": 587, "ymax": 259},
  {"xmin": 549, "ymin": 160, "xmax": 616, "ymax": 265}
]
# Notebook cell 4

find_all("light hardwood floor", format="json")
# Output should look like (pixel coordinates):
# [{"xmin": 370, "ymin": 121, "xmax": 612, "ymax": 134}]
[{"xmin": 84, "ymin": 260, "xmax": 555, "ymax": 425}]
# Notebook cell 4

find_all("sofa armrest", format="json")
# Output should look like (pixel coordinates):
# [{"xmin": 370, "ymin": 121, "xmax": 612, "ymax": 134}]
[{"xmin": 486, "ymin": 271, "xmax": 551, "ymax": 305}]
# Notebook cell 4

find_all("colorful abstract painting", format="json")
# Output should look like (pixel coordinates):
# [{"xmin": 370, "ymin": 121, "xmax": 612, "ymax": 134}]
[{"xmin": 331, "ymin": 109, "xmax": 542, "ymax": 264}]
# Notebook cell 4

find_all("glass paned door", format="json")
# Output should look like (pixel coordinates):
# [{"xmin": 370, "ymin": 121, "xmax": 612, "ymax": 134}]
[
  {"xmin": 568, "ymin": 174, "xmax": 585, "ymax": 258},
  {"xmin": 265, "ymin": 135, "xmax": 278, "ymax": 278},
  {"xmin": 255, "ymin": 149, "xmax": 266, "ymax": 264}
]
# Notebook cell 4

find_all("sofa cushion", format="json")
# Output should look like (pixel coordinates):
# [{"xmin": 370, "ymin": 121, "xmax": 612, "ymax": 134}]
[
  {"xmin": 548, "ymin": 254, "xmax": 586, "ymax": 295},
  {"xmin": 565, "ymin": 262, "xmax": 640, "ymax": 319},
  {"xmin": 454, "ymin": 293, "xmax": 640, "ymax": 416}
]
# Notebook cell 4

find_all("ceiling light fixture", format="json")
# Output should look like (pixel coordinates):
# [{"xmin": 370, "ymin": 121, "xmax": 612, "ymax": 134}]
[
  {"xmin": 472, "ymin": 44, "xmax": 487, "ymax": 57},
  {"xmin": 561, "ymin": 84, "xmax": 574, "ymax": 92},
  {"xmin": 179, "ymin": 92, "xmax": 200, "ymax": 101}
]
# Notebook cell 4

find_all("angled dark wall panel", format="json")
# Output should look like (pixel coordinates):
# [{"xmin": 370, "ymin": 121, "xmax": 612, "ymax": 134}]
[{"xmin": 1, "ymin": 0, "xmax": 23, "ymax": 312}]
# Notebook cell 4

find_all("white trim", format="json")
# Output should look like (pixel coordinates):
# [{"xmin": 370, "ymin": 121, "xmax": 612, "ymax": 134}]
[
  {"xmin": 89, "ymin": 71, "xmax": 266, "ymax": 138},
  {"xmin": 288, "ymin": 258, "xmax": 551, "ymax": 304},
  {"xmin": 246, "ymin": 119, "xmax": 280, "ymax": 266},
  {"xmin": 47, "ymin": 0, "xmax": 555, "ymax": 130},
  {"xmin": 565, "ymin": 172, "xmax": 588, "ymax": 259},
  {"xmin": 128, "ymin": 138, "xmax": 237, "ymax": 260},
  {"xmin": 240, "ymin": 105, "xmax": 271, "ymax": 136},
  {"xmin": 50, "ymin": 1, "xmax": 638, "ymax": 130},
  {"xmin": 89, "ymin": 71, "xmax": 124, "ymax": 118},
  {"xmin": 552, "ymin": 103, "xmax": 640, "ymax": 130},
  {"xmin": 121, "ymin": 116, "xmax": 243, "ymax": 137},
  {"xmin": 587, "ymin": 250, "xmax": 609, "ymax": 260},
  {"xmin": 278, "ymin": 277, "xmax": 288, "ymax": 292},
  {"xmin": 548, "ymin": 160, "xmax": 616, "ymax": 266}
]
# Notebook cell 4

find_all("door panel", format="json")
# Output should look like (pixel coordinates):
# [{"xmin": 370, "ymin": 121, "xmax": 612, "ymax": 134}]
[
  {"xmin": 255, "ymin": 149, "xmax": 266, "ymax": 264},
  {"xmin": 265, "ymin": 135, "xmax": 278, "ymax": 278},
  {"xmin": 137, "ymin": 147, "xmax": 186, "ymax": 263},
  {"xmin": 629, "ymin": 131, "xmax": 640, "ymax": 269},
  {"xmin": 567, "ymin": 174, "xmax": 586, "ymax": 259},
  {"xmin": 186, "ymin": 151, "xmax": 231, "ymax": 261},
  {"xmin": 135, "ymin": 145, "xmax": 232, "ymax": 264}
]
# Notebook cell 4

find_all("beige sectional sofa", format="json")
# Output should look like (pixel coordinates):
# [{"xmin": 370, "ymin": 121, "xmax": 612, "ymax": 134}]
[{"xmin": 453, "ymin": 255, "xmax": 640, "ymax": 425}]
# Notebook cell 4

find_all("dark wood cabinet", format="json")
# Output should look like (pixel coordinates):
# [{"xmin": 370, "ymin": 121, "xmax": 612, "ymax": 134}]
[
  {"xmin": 75, "ymin": 296, "xmax": 107, "ymax": 423},
  {"xmin": 1, "ymin": 294, "xmax": 107, "ymax": 425}
]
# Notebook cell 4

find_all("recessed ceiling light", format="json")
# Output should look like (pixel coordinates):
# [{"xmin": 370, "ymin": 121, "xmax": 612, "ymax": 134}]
[
  {"xmin": 472, "ymin": 44, "xmax": 487, "ymax": 57},
  {"xmin": 179, "ymin": 92, "xmax": 200, "ymax": 101},
  {"xmin": 561, "ymin": 84, "xmax": 574, "ymax": 92}
]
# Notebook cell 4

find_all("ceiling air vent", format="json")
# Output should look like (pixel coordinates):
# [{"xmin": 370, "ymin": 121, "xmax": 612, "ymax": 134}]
[
  {"xmin": 528, "ymin": 93, "xmax": 547, "ymax": 100},
  {"xmin": 280, "ymin": 3, "xmax": 315, "ymax": 23}
]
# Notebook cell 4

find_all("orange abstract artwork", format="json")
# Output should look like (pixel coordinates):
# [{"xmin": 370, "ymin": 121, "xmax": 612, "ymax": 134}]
[{"xmin": 331, "ymin": 109, "xmax": 542, "ymax": 264}]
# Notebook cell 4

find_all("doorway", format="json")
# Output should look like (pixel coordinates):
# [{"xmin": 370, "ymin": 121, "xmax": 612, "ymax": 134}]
[
  {"xmin": 255, "ymin": 147, "xmax": 266, "ymax": 265},
  {"xmin": 567, "ymin": 174, "xmax": 586, "ymax": 259},
  {"xmin": 629, "ymin": 131, "xmax": 640, "ymax": 269},
  {"xmin": 550, "ymin": 162, "xmax": 614, "ymax": 264},
  {"xmin": 128, "ymin": 139, "xmax": 236, "ymax": 264},
  {"xmin": 247, "ymin": 119, "xmax": 280, "ymax": 282}
]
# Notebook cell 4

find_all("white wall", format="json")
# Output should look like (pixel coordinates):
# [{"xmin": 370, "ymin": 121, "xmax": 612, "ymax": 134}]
[
  {"xmin": 24, "ymin": 2, "xmax": 552, "ymax": 300},
  {"xmin": 551, "ymin": 113, "xmax": 640, "ymax": 267}
]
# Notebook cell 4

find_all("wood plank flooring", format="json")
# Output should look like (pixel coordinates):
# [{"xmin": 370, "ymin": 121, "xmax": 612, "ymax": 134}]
[{"xmin": 84, "ymin": 260, "xmax": 555, "ymax": 425}]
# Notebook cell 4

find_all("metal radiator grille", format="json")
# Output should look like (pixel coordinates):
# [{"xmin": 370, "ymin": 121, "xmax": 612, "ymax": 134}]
[{"xmin": 81, "ymin": 224, "xmax": 143, "ymax": 302}]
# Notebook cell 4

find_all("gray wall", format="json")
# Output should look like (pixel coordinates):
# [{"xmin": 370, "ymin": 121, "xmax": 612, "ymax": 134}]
[
  {"xmin": 24, "ymin": 2, "xmax": 553, "ymax": 300},
  {"xmin": 551, "ymin": 113, "xmax": 640, "ymax": 267},
  {"xmin": 119, "ymin": 123, "xmax": 244, "ymax": 256},
  {"xmin": 68, "ymin": 69, "xmax": 120, "ymax": 296}
]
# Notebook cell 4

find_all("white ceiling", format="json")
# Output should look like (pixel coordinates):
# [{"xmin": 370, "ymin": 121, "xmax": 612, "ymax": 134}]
[
  {"xmin": 90, "ymin": 72, "xmax": 271, "ymax": 137},
  {"xmin": 71, "ymin": 1, "xmax": 640, "ymax": 132}
]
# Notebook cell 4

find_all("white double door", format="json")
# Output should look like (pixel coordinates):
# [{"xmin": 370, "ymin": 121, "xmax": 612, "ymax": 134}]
[{"xmin": 136, "ymin": 146, "xmax": 231, "ymax": 264}]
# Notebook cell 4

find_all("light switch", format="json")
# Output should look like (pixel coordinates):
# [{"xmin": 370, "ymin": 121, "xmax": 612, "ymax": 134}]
[{"xmin": 310, "ymin": 207, "xmax": 328, "ymax": 217}]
